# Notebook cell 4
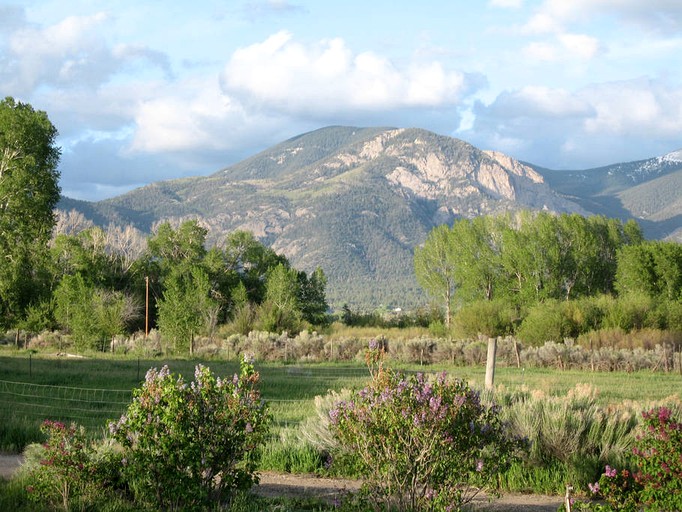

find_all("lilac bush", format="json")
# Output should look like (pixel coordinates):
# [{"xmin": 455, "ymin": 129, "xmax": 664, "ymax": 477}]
[
  {"xmin": 587, "ymin": 406, "xmax": 682, "ymax": 511},
  {"xmin": 24, "ymin": 420, "xmax": 96, "ymax": 511},
  {"xmin": 110, "ymin": 357, "xmax": 270, "ymax": 510},
  {"xmin": 329, "ymin": 344, "xmax": 524, "ymax": 511}
]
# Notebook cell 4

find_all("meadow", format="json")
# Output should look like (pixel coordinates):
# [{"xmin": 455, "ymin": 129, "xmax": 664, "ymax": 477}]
[
  {"xmin": 1, "ymin": 350, "xmax": 681, "ymax": 452},
  {"xmin": 2, "ymin": 347, "xmax": 682, "ymax": 511}
]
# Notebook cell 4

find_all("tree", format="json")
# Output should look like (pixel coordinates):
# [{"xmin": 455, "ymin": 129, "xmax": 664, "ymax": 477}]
[
  {"xmin": 616, "ymin": 241, "xmax": 682, "ymax": 301},
  {"xmin": 147, "ymin": 220, "xmax": 207, "ymax": 277},
  {"xmin": 222, "ymin": 230, "xmax": 287, "ymax": 304},
  {"xmin": 297, "ymin": 267, "xmax": 329, "ymax": 326},
  {"xmin": 257, "ymin": 263, "xmax": 302, "ymax": 333},
  {"xmin": 451, "ymin": 215, "xmax": 506, "ymax": 303},
  {"xmin": 0, "ymin": 97, "xmax": 61, "ymax": 328},
  {"xmin": 157, "ymin": 265, "xmax": 218, "ymax": 354},
  {"xmin": 414, "ymin": 224, "xmax": 457, "ymax": 327}
]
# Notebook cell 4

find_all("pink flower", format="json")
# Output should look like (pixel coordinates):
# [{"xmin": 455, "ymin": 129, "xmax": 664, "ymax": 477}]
[{"xmin": 604, "ymin": 465, "xmax": 617, "ymax": 478}]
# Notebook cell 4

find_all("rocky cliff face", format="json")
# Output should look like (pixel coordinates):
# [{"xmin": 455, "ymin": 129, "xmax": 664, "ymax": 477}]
[{"xmin": 63, "ymin": 126, "xmax": 589, "ymax": 309}]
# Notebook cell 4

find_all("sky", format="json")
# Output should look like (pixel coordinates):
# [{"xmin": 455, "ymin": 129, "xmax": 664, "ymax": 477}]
[{"xmin": 2, "ymin": 1, "xmax": 682, "ymax": 201}]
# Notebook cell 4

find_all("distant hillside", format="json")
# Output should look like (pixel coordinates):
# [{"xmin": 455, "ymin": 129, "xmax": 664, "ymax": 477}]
[
  {"xmin": 57, "ymin": 126, "xmax": 680, "ymax": 309},
  {"xmin": 538, "ymin": 150, "xmax": 682, "ymax": 241}
]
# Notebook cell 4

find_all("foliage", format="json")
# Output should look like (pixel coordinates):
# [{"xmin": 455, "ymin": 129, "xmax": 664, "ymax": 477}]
[
  {"xmin": 0, "ymin": 97, "xmax": 61, "ymax": 329},
  {"xmin": 23, "ymin": 420, "xmax": 98, "ymax": 511},
  {"xmin": 157, "ymin": 265, "xmax": 218, "ymax": 353},
  {"xmin": 517, "ymin": 299, "xmax": 577, "ymax": 346},
  {"xmin": 616, "ymin": 241, "xmax": 682, "ymax": 301},
  {"xmin": 416, "ymin": 212, "xmax": 641, "ymax": 320},
  {"xmin": 329, "ymin": 343, "xmax": 525, "ymax": 511},
  {"xmin": 54, "ymin": 273, "xmax": 139, "ymax": 351},
  {"xmin": 110, "ymin": 358, "xmax": 271, "ymax": 510},
  {"xmin": 414, "ymin": 224, "xmax": 457, "ymax": 327},
  {"xmin": 502, "ymin": 384, "xmax": 639, "ymax": 491},
  {"xmin": 576, "ymin": 407, "xmax": 682, "ymax": 511},
  {"xmin": 632, "ymin": 407, "xmax": 682, "ymax": 508},
  {"xmin": 451, "ymin": 299, "xmax": 515, "ymax": 338}
]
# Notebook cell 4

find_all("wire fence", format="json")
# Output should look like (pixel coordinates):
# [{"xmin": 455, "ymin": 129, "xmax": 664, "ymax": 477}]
[{"xmin": 0, "ymin": 379, "xmax": 133, "ymax": 431}]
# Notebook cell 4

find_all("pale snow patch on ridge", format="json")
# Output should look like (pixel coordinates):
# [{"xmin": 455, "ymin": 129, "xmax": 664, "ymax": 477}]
[{"xmin": 662, "ymin": 149, "xmax": 682, "ymax": 163}]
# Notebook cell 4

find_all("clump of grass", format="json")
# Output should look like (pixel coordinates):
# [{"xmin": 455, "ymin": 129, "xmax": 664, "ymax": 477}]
[
  {"xmin": 497, "ymin": 383, "xmax": 682, "ymax": 492},
  {"xmin": 0, "ymin": 418, "xmax": 43, "ymax": 453},
  {"xmin": 259, "ymin": 429, "xmax": 325, "ymax": 474}
]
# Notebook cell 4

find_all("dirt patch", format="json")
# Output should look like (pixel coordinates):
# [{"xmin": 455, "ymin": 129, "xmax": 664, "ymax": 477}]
[
  {"xmin": 255, "ymin": 472, "xmax": 564, "ymax": 511},
  {"xmin": 0, "ymin": 453, "xmax": 23, "ymax": 480},
  {"xmin": 1, "ymin": 456, "xmax": 564, "ymax": 511}
]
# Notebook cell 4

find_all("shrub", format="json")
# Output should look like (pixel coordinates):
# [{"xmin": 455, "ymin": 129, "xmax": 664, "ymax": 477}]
[
  {"xmin": 517, "ymin": 300, "xmax": 577, "ymax": 346},
  {"xmin": 329, "ymin": 344, "xmax": 525, "ymax": 511},
  {"xmin": 110, "ymin": 357, "xmax": 271, "ymax": 511},
  {"xmin": 23, "ymin": 420, "xmax": 100, "ymax": 511},
  {"xmin": 451, "ymin": 299, "xmax": 514, "ymax": 339},
  {"xmin": 501, "ymin": 384, "xmax": 640, "ymax": 493},
  {"xmin": 586, "ymin": 407, "xmax": 682, "ymax": 511}
]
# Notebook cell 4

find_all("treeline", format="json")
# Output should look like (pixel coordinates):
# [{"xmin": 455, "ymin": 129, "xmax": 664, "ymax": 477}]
[
  {"xmin": 415, "ymin": 211, "xmax": 682, "ymax": 344},
  {"xmin": 11, "ymin": 213, "xmax": 328, "ymax": 354}
]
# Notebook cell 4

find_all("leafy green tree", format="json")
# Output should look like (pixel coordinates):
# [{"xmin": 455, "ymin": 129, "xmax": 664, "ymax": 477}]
[
  {"xmin": 54, "ymin": 274, "xmax": 97, "ymax": 350},
  {"xmin": 616, "ymin": 241, "xmax": 682, "ymax": 301},
  {"xmin": 157, "ymin": 265, "xmax": 218, "ymax": 354},
  {"xmin": 297, "ymin": 267, "xmax": 329, "ymax": 325},
  {"xmin": 223, "ymin": 230, "xmax": 287, "ymax": 303},
  {"xmin": 414, "ymin": 224, "xmax": 457, "ymax": 327},
  {"xmin": 0, "ymin": 97, "xmax": 61, "ymax": 328},
  {"xmin": 147, "ymin": 220, "xmax": 208, "ymax": 277},
  {"xmin": 451, "ymin": 215, "xmax": 506, "ymax": 303},
  {"xmin": 257, "ymin": 263, "xmax": 302, "ymax": 333},
  {"xmin": 51, "ymin": 228, "xmax": 121, "ymax": 288}
]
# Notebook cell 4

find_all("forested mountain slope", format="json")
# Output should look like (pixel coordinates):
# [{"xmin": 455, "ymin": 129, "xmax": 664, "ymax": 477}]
[{"xmin": 58, "ymin": 126, "xmax": 680, "ymax": 309}]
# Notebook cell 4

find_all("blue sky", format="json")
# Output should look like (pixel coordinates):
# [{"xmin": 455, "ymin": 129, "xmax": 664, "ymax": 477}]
[{"xmin": 2, "ymin": 0, "xmax": 681, "ymax": 201}]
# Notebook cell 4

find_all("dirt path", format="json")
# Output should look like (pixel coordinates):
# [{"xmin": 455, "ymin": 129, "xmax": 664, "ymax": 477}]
[{"xmin": 1, "ymin": 455, "xmax": 563, "ymax": 511}]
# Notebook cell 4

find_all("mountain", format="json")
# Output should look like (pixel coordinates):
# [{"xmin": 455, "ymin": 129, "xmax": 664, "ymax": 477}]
[
  {"xmin": 57, "ymin": 126, "xmax": 680, "ymax": 309},
  {"xmin": 536, "ymin": 150, "xmax": 682, "ymax": 242}
]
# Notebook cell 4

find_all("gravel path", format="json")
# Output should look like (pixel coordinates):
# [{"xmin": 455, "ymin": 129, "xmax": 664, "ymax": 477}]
[{"xmin": 1, "ymin": 455, "xmax": 564, "ymax": 511}]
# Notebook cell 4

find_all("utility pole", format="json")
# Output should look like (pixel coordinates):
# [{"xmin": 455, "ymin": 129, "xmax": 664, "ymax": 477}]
[{"xmin": 145, "ymin": 276, "xmax": 149, "ymax": 339}]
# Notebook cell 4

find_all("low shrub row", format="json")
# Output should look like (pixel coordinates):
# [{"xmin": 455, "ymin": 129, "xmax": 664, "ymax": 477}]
[{"xmin": 9, "ymin": 327, "xmax": 681, "ymax": 373}]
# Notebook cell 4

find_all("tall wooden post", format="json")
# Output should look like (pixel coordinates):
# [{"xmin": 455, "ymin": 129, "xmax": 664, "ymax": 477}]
[
  {"xmin": 485, "ymin": 337, "xmax": 497, "ymax": 391},
  {"xmin": 145, "ymin": 276, "xmax": 149, "ymax": 339}
]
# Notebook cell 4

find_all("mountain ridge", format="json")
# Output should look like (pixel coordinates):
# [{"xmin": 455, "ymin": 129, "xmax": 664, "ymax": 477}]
[{"xmin": 58, "ymin": 126, "xmax": 682, "ymax": 309}]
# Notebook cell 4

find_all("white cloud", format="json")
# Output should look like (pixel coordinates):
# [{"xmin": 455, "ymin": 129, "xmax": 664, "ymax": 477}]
[
  {"xmin": 522, "ymin": 41, "xmax": 558, "ymax": 61},
  {"xmin": 557, "ymin": 33, "xmax": 601, "ymax": 60},
  {"xmin": 489, "ymin": 0, "xmax": 523, "ymax": 7},
  {"xmin": 464, "ymin": 78, "xmax": 682, "ymax": 169},
  {"xmin": 0, "ymin": 11, "xmax": 172, "ymax": 97},
  {"xmin": 530, "ymin": 0, "xmax": 682, "ymax": 34},
  {"xmin": 582, "ymin": 79, "xmax": 682, "ymax": 135},
  {"xmin": 220, "ymin": 31, "xmax": 474, "ymax": 118}
]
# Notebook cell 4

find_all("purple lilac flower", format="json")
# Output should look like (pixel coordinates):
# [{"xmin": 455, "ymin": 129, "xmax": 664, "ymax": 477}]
[
  {"xmin": 588, "ymin": 482, "xmax": 600, "ymax": 494},
  {"xmin": 476, "ymin": 459, "xmax": 484, "ymax": 472},
  {"xmin": 604, "ymin": 465, "xmax": 617, "ymax": 478}
]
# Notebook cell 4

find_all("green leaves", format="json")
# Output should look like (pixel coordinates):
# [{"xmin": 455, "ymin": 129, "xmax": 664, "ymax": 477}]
[
  {"xmin": 0, "ymin": 97, "xmax": 61, "ymax": 328},
  {"xmin": 330, "ymin": 364, "xmax": 524, "ymax": 511},
  {"xmin": 110, "ymin": 363, "xmax": 271, "ymax": 510}
]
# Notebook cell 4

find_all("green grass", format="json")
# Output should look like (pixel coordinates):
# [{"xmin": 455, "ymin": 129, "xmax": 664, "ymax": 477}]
[
  {"xmin": 1, "ymin": 351, "xmax": 681, "ymax": 446},
  {"xmin": 2, "ymin": 349, "xmax": 681, "ymax": 506}
]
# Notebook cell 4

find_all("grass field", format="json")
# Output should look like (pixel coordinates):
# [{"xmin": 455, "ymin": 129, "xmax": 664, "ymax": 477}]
[{"xmin": 2, "ymin": 350, "xmax": 681, "ymax": 449}]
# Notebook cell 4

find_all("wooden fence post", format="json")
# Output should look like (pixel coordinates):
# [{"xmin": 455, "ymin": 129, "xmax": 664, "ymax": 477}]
[{"xmin": 485, "ymin": 337, "xmax": 497, "ymax": 391}]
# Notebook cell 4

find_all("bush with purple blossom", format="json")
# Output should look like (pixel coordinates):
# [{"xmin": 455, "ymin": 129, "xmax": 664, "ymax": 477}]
[
  {"xmin": 584, "ymin": 406, "xmax": 682, "ymax": 511},
  {"xmin": 109, "ymin": 357, "xmax": 271, "ymax": 510},
  {"xmin": 329, "ymin": 345, "xmax": 525, "ymax": 511}
]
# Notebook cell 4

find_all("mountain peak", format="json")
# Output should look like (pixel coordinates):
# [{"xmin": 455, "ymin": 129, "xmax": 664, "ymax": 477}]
[
  {"xmin": 662, "ymin": 149, "xmax": 682, "ymax": 163},
  {"xmin": 57, "ymin": 125, "xmax": 681, "ymax": 308}
]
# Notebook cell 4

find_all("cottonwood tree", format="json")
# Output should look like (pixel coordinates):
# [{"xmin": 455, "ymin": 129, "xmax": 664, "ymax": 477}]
[
  {"xmin": 414, "ymin": 224, "xmax": 457, "ymax": 327},
  {"xmin": 0, "ymin": 97, "xmax": 60, "ymax": 328},
  {"xmin": 157, "ymin": 265, "xmax": 217, "ymax": 354}
]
